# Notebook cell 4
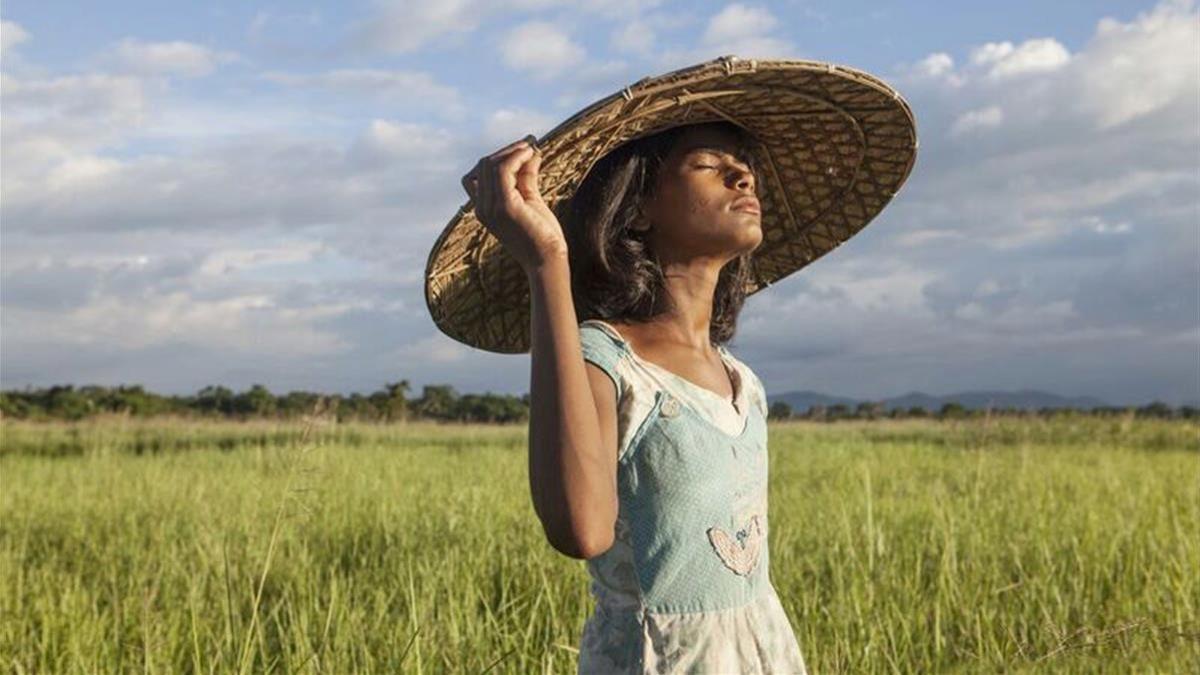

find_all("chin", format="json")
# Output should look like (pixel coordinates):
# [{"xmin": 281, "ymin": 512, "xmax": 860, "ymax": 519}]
[
  {"xmin": 741, "ymin": 221, "xmax": 764, "ymax": 246},
  {"xmin": 729, "ymin": 230, "xmax": 762, "ymax": 256}
]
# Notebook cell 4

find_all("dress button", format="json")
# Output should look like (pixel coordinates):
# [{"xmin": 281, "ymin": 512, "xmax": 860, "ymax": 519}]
[{"xmin": 660, "ymin": 395, "xmax": 681, "ymax": 418}]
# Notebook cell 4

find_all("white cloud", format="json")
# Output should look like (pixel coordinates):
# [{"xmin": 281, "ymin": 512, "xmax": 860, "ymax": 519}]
[
  {"xmin": 351, "ymin": 0, "xmax": 485, "ymax": 54},
  {"xmin": 484, "ymin": 108, "xmax": 557, "ymax": 146},
  {"xmin": 3, "ymin": 123, "xmax": 464, "ymax": 238},
  {"xmin": 901, "ymin": 51, "xmax": 965, "ymax": 87},
  {"xmin": 949, "ymin": 105, "xmax": 1004, "ymax": 137},
  {"xmin": 5, "ymin": 289, "xmax": 350, "ymax": 356},
  {"xmin": 611, "ymin": 19, "xmax": 656, "ymax": 55},
  {"xmin": 392, "ymin": 331, "xmax": 472, "ymax": 364},
  {"xmin": 772, "ymin": 0, "xmax": 1200, "ymax": 404},
  {"xmin": 917, "ymin": 52, "xmax": 954, "ymax": 77},
  {"xmin": 110, "ymin": 39, "xmax": 239, "ymax": 77},
  {"xmin": 349, "ymin": 0, "xmax": 669, "ymax": 56},
  {"xmin": 1072, "ymin": 0, "xmax": 1200, "ymax": 128},
  {"xmin": 576, "ymin": 0, "xmax": 665, "ymax": 20},
  {"xmin": 44, "ymin": 155, "xmax": 124, "ymax": 192},
  {"xmin": 655, "ymin": 3, "xmax": 793, "ymax": 71},
  {"xmin": 698, "ymin": 3, "xmax": 792, "ymax": 57},
  {"xmin": 974, "ymin": 38, "xmax": 1071, "ymax": 78},
  {"xmin": 543, "ymin": 58, "xmax": 630, "ymax": 110},
  {"xmin": 500, "ymin": 21, "xmax": 586, "ymax": 80},
  {"xmin": 896, "ymin": 0, "xmax": 1198, "ymax": 133},
  {"xmin": 197, "ymin": 243, "xmax": 326, "ymax": 277},
  {"xmin": 702, "ymin": 3, "xmax": 777, "ymax": 44},
  {"xmin": 0, "ymin": 72, "xmax": 149, "ymax": 178},
  {"xmin": 3, "ymin": 0, "xmax": 1197, "ymax": 405},
  {"xmin": 348, "ymin": 119, "xmax": 458, "ymax": 168},
  {"xmin": 969, "ymin": 41, "xmax": 1015, "ymax": 66},
  {"xmin": 247, "ymin": 8, "xmax": 323, "ymax": 40},
  {"xmin": 1, "ymin": 20, "xmax": 30, "ymax": 54},
  {"xmin": 262, "ymin": 68, "xmax": 463, "ymax": 116},
  {"xmin": 908, "ymin": 37, "xmax": 1070, "ymax": 86}
]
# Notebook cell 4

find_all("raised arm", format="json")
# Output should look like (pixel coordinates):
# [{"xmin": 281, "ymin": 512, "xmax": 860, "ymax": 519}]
[{"xmin": 461, "ymin": 136, "xmax": 618, "ymax": 560}]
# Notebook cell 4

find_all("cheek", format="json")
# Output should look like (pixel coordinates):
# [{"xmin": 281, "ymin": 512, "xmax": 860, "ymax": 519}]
[
  {"xmin": 671, "ymin": 179, "xmax": 720, "ymax": 213},
  {"xmin": 651, "ymin": 176, "xmax": 724, "ymax": 232},
  {"xmin": 685, "ymin": 188, "xmax": 724, "ymax": 222}
]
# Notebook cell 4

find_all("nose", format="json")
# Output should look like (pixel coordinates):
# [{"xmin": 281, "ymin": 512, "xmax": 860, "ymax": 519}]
[{"xmin": 730, "ymin": 166, "xmax": 755, "ymax": 193}]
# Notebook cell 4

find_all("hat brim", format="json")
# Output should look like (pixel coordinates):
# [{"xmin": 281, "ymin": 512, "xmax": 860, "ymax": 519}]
[{"xmin": 425, "ymin": 56, "xmax": 918, "ymax": 354}]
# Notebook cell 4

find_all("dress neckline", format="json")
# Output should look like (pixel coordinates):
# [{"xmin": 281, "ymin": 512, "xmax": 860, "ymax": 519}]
[{"xmin": 582, "ymin": 319, "xmax": 744, "ymax": 412}]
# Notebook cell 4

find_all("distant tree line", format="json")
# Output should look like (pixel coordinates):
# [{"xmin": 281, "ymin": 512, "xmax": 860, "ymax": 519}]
[
  {"xmin": 1, "ymin": 384, "xmax": 1195, "ymax": 423},
  {"xmin": 765, "ymin": 400, "xmax": 1199, "ymax": 421},
  {"xmin": 0, "ymin": 382, "xmax": 529, "ymax": 423}
]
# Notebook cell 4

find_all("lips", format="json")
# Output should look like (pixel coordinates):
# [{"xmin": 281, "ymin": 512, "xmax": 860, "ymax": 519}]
[{"xmin": 731, "ymin": 196, "xmax": 760, "ymax": 215}]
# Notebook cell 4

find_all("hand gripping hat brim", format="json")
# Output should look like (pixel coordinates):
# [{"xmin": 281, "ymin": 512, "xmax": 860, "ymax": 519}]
[{"xmin": 425, "ymin": 55, "xmax": 918, "ymax": 354}]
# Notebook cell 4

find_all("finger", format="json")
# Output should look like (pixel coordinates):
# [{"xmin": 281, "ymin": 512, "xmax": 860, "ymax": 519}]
[
  {"xmin": 488, "ymin": 136, "xmax": 536, "ymax": 162},
  {"xmin": 497, "ymin": 145, "xmax": 536, "ymax": 208},
  {"xmin": 514, "ymin": 148, "xmax": 542, "ymax": 201},
  {"xmin": 486, "ymin": 142, "xmax": 534, "ymax": 175}
]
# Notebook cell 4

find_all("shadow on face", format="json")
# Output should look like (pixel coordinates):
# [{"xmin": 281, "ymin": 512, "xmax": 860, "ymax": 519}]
[{"xmin": 642, "ymin": 123, "xmax": 764, "ymax": 265}]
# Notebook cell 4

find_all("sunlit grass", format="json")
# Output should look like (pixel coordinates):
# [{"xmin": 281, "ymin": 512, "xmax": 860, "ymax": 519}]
[{"xmin": 1, "ymin": 416, "xmax": 1197, "ymax": 673}]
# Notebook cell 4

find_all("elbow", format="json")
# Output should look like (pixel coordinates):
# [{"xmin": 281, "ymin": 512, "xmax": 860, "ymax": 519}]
[
  {"xmin": 543, "ymin": 520, "xmax": 615, "ymax": 560},
  {"xmin": 574, "ymin": 531, "xmax": 615, "ymax": 560}
]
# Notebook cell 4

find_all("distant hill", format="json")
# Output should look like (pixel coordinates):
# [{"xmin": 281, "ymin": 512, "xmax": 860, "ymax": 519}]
[{"xmin": 767, "ymin": 389, "xmax": 1112, "ymax": 412}]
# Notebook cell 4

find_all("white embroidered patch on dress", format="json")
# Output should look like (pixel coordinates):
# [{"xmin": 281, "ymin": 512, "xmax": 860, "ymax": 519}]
[{"xmin": 706, "ymin": 514, "xmax": 764, "ymax": 576}]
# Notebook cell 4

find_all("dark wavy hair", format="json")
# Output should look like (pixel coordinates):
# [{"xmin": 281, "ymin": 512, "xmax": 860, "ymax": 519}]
[{"xmin": 557, "ymin": 120, "xmax": 763, "ymax": 346}]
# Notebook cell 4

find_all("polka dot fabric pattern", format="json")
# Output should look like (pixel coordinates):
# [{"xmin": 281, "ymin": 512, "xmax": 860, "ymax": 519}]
[{"xmin": 576, "ymin": 321, "xmax": 807, "ymax": 673}]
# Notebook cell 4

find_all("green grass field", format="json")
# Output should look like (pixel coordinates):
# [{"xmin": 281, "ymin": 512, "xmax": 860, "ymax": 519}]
[{"xmin": 2, "ymin": 415, "xmax": 1197, "ymax": 673}]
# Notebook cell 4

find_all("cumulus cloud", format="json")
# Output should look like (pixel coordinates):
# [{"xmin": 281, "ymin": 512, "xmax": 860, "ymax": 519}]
[
  {"xmin": 0, "ymin": 241, "xmax": 350, "ymax": 362},
  {"xmin": 483, "ymin": 107, "xmax": 557, "ymax": 146},
  {"xmin": 348, "ymin": 119, "xmax": 459, "ymax": 169},
  {"xmin": 348, "ymin": 0, "xmax": 484, "ymax": 54},
  {"xmin": 811, "ymin": 0, "xmax": 1200, "ymax": 404},
  {"xmin": 655, "ymin": 3, "xmax": 794, "ymax": 70},
  {"xmin": 1, "ymin": 72, "xmax": 149, "ymax": 187},
  {"xmin": 949, "ymin": 105, "xmax": 1004, "ymax": 137},
  {"xmin": 347, "ymin": 0, "xmax": 669, "ymax": 57},
  {"xmin": 971, "ymin": 38, "xmax": 1071, "ymax": 78},
  {"xmin": 575, "ymin": 0, "xmax": 666, "ymax": 20},
  {"xmin": 108, "ymin": 38, "xmax": 239, "ymax": 77},
  {"xmin": 3, "ymin": 121, "xmax": 463, "ymax": 236},
  {"xmin": 1, "ymin": 0, "xmax": 1196, "ymax": 405},
  {"xmin": 500, "ymin": 21, "xmax": 586, "ymax": 80},
  {"xmin": 1, "ymin": 20, "xmax": 29, "ymax": 53},
  {"xmin": 699, "ymin": 3, "xmax": 793, "ymax": 57},
  {"xmin": 702, "ymin": 3, "xmax": 776, "ymax": 44},
  {"xmin": 1071, "ymin": 0, "xmax": 1200, "ymax": 128},
  {"xmin": 611, "ymin": 19, "xmax": 656, "ymax": 56},
  {"xmin": 262, "ymin": 68, "xmax": 464, "ymax": 116},
  {"xmin": 916, "ymin": 52, "xmax": 954, "ymax": 77}
]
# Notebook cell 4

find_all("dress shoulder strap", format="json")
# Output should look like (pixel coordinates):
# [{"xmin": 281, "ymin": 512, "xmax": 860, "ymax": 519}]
[{"xmin": 579, "ymin": 320, "xmax": 630, "ymax": 401}]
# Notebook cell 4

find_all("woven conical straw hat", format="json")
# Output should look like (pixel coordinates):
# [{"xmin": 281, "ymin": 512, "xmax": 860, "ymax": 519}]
[{"xmin": 425, "ymin": 55, "xmax": 918, "ymax": 354}]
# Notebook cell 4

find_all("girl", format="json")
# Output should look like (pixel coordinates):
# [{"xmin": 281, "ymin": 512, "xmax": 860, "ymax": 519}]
[{"xmin": 462, "ymin": 120, "xmax": 808, "ymax": 672}]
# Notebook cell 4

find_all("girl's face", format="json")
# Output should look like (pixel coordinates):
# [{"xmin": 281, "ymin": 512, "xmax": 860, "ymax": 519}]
[{"xmin": 641, "ymin": 124, "xmax": 763, "ymax": 264}]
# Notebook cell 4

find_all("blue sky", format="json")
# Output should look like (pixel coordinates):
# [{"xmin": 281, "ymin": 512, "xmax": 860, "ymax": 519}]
[{"xmin": 2, "ymin": 0, "xmax": 1197, "ymax": 405}]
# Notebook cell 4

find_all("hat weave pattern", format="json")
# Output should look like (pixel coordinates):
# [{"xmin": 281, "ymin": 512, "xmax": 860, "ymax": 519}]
[{"xmin": 426, "ymin": 56, "xmax": 918, "ymax": 354}]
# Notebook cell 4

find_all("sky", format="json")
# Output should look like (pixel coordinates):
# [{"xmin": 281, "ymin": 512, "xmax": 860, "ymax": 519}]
[{"xmin": 1, "ymin": 0, "xmax": 1197, "ymax": 406}]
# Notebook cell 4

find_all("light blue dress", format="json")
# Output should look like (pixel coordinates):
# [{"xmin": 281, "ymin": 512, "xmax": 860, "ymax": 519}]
[{"xmin": 576, "ymin": 319, "xmax": 807, "ymax": 674}]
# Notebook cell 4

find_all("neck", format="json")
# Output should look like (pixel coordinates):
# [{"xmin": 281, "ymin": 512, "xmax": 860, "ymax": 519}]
[{"xmin": 654, "ymin": 256, "xmax": 723, "ymax": 351}]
